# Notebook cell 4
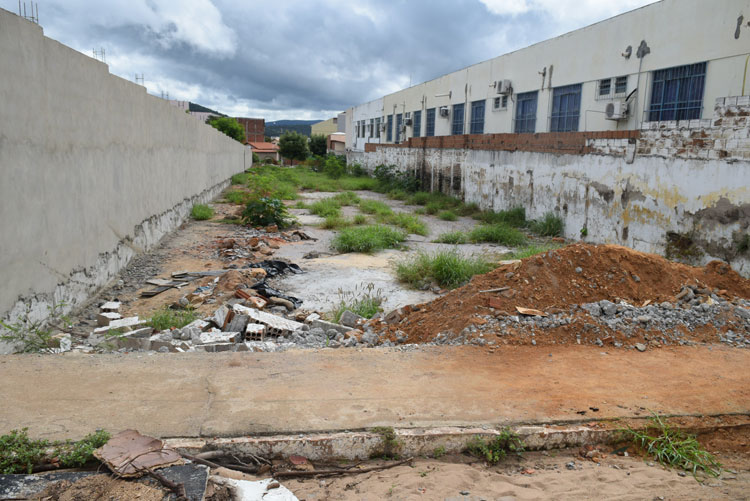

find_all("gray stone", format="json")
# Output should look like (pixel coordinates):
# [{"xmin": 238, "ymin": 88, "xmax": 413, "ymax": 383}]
[
  {"xmin": 575, "ymin": 267, "xmax": 583, "ymax": 274},
  {"xmin": 158, "ymin": 346, "xmax": 170, "ymax": 353},
  {"xmin": 311, "ymin": 318, "xmax": 350, "ymax": 336},
  {"xmin": 361, "ymin": 331, "xmax": 378, "ymax": 345},
  {"xmin": 309, "ymin": 327, "xmax": 326, "ymax": 337},
  {"xmin": 326, "ymin": 329, "xmax": 340, "ymax": 339},
  {"xmin": 339, "ymin": 310, "xmax": 364, "ymax": 328},
  {"xmin": 582, "ymin": 303, "xmax": 602, "ymax": 317},
  {"xmin": 635, "ymin": 343, "xmax": 647, "ymax": 352},
  {"xmin": 599, "ymin": 300, "xmax": 617, "ymax": 317},
  {"xmin": 735, "ymin": 307, "xmax": 750, "ymax": 320},
  {"xmin": 637, "ymin": 315, "xmax": 651, "ymax": 323}
]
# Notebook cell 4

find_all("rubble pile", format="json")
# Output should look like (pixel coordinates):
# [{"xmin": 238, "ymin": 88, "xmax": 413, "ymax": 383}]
[{"xmin": 381, "ymin": 243, "xmax": 750, "ymax": 350}]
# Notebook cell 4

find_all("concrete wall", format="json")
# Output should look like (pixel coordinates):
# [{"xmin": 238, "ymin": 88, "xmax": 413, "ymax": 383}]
[
  {"xmin": 347, "ymin": 0, "xmax": 750, "ymax": 150},
  {"xmin": 0, "ymin": 9, "xmax": 248, "ymax": 340},
  {"xmin": 348, "ymin": 97, "xmax": 750, "ymax": 276}
]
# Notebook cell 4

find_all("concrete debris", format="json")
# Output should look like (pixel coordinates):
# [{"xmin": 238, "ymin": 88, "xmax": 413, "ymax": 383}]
[
  {"xmin": 97, "ymin": 311, "xmax": 122, "ymax": 326},
  {"xmin": 339, "ymin": 310, "xmax": 364, "ymax": 328},
  {"xmin": 93, "ymin": 316, "xmax": 144, "ymax": 334},
  {"xmin": 100, "ymin": 301, "xmax": 121, "ymax": 312},
  {"xmin": 93, "ymin": 429, "xmax": 183, "ymax": 478},
  {"xmin": 246, "ymin": 323, "xmax": 267, "ymax": 341},
  {"xmin": 218, "ymin": 477, "xmax": 299, "ymax": 501},
  {"xmin": 234, "ymin": 305, "xmax": 304, "ymax": 336}
]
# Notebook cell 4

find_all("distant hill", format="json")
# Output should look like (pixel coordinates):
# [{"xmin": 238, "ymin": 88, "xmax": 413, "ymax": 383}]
[{"xmin": 265, "ymin": 119, "xmax": 322, "ymax": 138}]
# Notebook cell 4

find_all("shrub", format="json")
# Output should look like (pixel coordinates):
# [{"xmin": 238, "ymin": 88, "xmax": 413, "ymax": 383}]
[
  {"xmin": 349, "ymin": 163, "xmax": 367, "ymax": 177},
  {"xmin": 308, "ymin": 198, "xmax": 342, "ymax": 218},
  {"xmin": 373, "ymin": 164, "xmax": 420, "ymax": 192},
  {"xmin": 148, "ymin": 307, "xmax": 199, "ymax": 331},
  {"xmin": 439, "ymin": 210, "xmax": 458, "ymax": 221},
  {"xmin": 396, "ymin": 249, "xmax": 495, "ymax": 289},
  {"xmin": 0, "ymin": 429, "xmax": 111, "ymax": 474},
  {"xmin": 278, "ymin": 131, "xmax": 310, "ymax": 161},
  {"xmin": 207, "ymin": 117, "xmax": 245, "ymax": 142},
  {"xmin": 309, "ymin": 134, "xmax": 327, "ymax": 157},
  {"xmin": 529, "ymin": 212, "xmax": 564, "ymax": 237},
  {"xmin": 469, "ymin": 224, "xmax": 527, "ymax": 246},
  {"xmin": 434, "ymin": 231, "xmax": 468, "ymax": 244},
  {"xmin": 332, "ymin": 225, "xmax": 407, "ymax": 253},
  {"xmin": 190, "ymin": 204, "xmax": 214, "ymax": 221},
  {"xmin": 252, "ymin": 152, "xmax": 260, "ymax": 164},
  {"xmin": 0, "ymin": 303, "xmax": 71, "ymax": 354},
  {"xmin": 242, "ymin": 197, "xmax": 293, "ymax": 228},
  {"xmin": 231, "ymin": 172, "xmax": 250, "ymax": 185},
  {"xmin": 466, "ymin": 428, "xmax": 525, "ymax": 464},
  {"xmin": 323, "ymin": 155, "xmax": 346, "ymax": 179}
]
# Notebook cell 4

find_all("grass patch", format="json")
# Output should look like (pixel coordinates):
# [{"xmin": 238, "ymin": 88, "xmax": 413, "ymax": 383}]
[
  {"xmin": 0, "ymin": 429, "xmax": 111, "ymax": 474},
  {"xmin": 231, "ymin": 172, "xmax": 251, "ymax": 185},
  {"xmin": 320, "ymin": 215, "xmax": 352, "ymax": 230},
  {"xmin": 353, "ymin": 214, "xmax": 368, "ymax": 225},
  {"xmin": 620, "ymin": 413, "xmax": 721, "ymax": 478},
  {"xmin": 332, "ymin": 225, "xmax": 407, "ymax": 253},
  {"xmin": 466, "ymin": 428, "xmax": 525, "ymax": 464},
  {"xmin": 293, "ymin": 200, "xmax": 309, "ymax": 209},
  {"xmin": 439, "ymin": 210, "xmax": 458, "ymax": 221},
  {"xmin": 468, "ymin": 224, "xmax": 527, "ymax": 246},
  {"xmin": 395, "ymin": 249, "xmax": 495, "ymax": 289},
  {"xmin": 190, "ymin": 204, "xmax": 214, "ymax": 220},
  {"xmin": 409, "ymin": 191, "xmax": 433, "ymax": 205},
  {"xmin": 387, "ymin": 189, "xmax": 410, "ymax": 201},
  {"xmin": 359, "ymin": 199, "xmax": 393, "ymax": 216},
  {"xmin": 433, "ymin": 231, "xmax": 468, "ymax": 244},
  {"xmin": 308, "ymin": 198, "xmax": 342, "ymax": 218},
  {"xmin": 331, "ymin": 283, "xmax": 384, "ymax": 322},
  {"xmin": 504, "ymin": 243, "xmax": 563, "ymax": 260},
  {"xmin": 385, "ymin": 212, "xmax": 428, "ymax": 236},
  {"xmin": 457, "ymin": 202, "xmax": 481, "ymax": 217},
  {"xmin": 529, "ymin": 212, "xmax": 564, "ymax": 237},
  {"xmin": 332, "ymin": 191, "xmax": 361, "ymax": 206},
  {"xmin": 476, "ymin": 207, "xmax": 527, "ymax": 227},
  {"xmin": 148, "ymin": 307, "xmax": 199, "ymax": 331},
  {"xmin": 225, "ymin": 190, "xmax": 250, "ymax": 205}
]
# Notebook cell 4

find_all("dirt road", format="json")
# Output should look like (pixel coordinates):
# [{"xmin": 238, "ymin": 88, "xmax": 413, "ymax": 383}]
[{"xmin": 1, "ymin": 345, "xmax": 748, "ymax": 441}]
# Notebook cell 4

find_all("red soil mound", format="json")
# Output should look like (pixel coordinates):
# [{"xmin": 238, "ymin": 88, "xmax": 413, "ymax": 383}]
[{"xmin": 394, "ymin": 243, "xmax": 750, "ymax": 344}]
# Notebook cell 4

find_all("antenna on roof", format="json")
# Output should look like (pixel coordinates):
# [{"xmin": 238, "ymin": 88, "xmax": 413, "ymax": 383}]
[
  {"xmin": 18, "ymin": 1, "xmax": 39, "ymax": 24},
  {"xmin": 92, "ymin": 48, "xmax": 106, "ymax": 63},
  {"xmin": 135, "ymin": 74, "xmax": 145, "ymax": 86}
]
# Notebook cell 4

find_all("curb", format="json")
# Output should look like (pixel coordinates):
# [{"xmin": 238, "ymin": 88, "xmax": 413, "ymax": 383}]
[{"xmin": 165, "ymin": 414, "xmax": 750, "ymax": 461}]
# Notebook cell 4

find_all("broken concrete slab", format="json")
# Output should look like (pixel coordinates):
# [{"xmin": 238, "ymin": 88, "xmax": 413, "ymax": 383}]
[
  {"xmin": 200, "ymin": 342, "xmax": 236, "ymax": 352},
  {"xmin": 339, "ymin": 310, "xmax": 363, "ymax": 328},
  {"xmin": 198, "ymin": 332, "xmax": 242, "ymax": 345},
  {"xmin": 233, "ymin": 305, "xmax": 303, "ymax": 336},
  {"xmin": 100, "ymin": 301, "xmax": 121, "ymax": 312},
  {"xmin": 97, "ymin": 312, "xmax": 122, "ymax": 326},
  {"xmin": 93, "ymin": 316, "xmax": 145, "ymax": 334},
  {"xmin": 223, "ymin": 477, "xmax": 299, "ymax": 501},
  {"xmin": 210, "ymin": 306, "xmax": 230, "ymax": 329},
  {"xmin": 227, "ymin": 314, "xmax": 249, "ymax": 333},
  {"xmin": 310, "ymin": 319, "xmax": 349, "ymax": 336}
]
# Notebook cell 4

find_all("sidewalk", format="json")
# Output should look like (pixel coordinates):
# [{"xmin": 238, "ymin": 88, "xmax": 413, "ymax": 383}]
[{"xmin": 1, "ymin": 345, "xmax": 748, "ymax": 440}]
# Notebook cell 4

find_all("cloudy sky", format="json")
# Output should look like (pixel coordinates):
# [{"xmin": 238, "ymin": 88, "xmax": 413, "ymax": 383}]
[{"xmin": 3, "ymin": 0, "xmax": 658, "ymax": 121}]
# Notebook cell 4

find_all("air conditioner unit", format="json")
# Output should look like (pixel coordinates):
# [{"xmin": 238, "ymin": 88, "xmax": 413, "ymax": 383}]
[
  {"xmin": 605, "ymin": 101, "xmax": 629, "ymax": 120},
  {"xmin": 404, "ymin": 118, "xmax": 413, "ymax": 126},
  {"xmin": 497, "ymin": 79, "xmax": 512, "ymax": 95},
  {"xmin": 439, "ymin": 106, "xmax": 450, "ymax": 118}
]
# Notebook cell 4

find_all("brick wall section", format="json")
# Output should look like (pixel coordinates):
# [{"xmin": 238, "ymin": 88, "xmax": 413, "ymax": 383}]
[
  {"xmin": 367, "ymin": 96, "xmax": 750, "ymax": 161},
  {"xmin": 374, "ymin": 130, "xmax": 639, "ymax": 155},
  {"xmin": 236, "ymin": 117, "xmax": 265, "ymax": 143},
  {"xmin": 589, "ymin": 96, "xmax": 750, "ymax": 161}
]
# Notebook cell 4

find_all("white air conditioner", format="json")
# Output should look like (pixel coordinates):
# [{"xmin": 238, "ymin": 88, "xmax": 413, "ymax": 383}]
[
  {"xmin": 404, "ymin": 118, "xmax": 413, "ymax": 126},
  {"xmin": 439, "ymin": 106, "xmax": 450, "ymax": 118},
  {"xmin": 605, "ymin": 101, "xmax": 629, "ymax": 120},
  {"xmin": 497, "ymin": 79, "xmax": 512, "ymax": 95}
]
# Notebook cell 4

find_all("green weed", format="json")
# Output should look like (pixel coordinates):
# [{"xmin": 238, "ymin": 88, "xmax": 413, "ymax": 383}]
[
  {"xmin": 466, "ymin": 428, "xmax": 525, "ymax": 464},
  {"xmin": 468, "ymin": 224, "xmax": 527, "ymax": 246},
  {"xmin": 359, "ymin": 199, "xmax": 393, "ymax": 216},
  {"xmin": 385, "ymin": 212, "xmax": 428, "ymax": 236},
  {"xmin": 242, "ymin": 197, "xmax": 294, "ymax": 228},
  {"xmin": 148, "ymin": 307, "xmax": 199, "ymax": 331},
  {"xmin": 0, "ymin": 302, "xmax": 71, "ymax": 354},
  {"xmin": 438, "ymin": 210, "xmax": 458, "ymax": 221},
  {"xmin": 476, "ymin": 207, "xmax": 527, "ymax": 227},
  {"xmin": 332, "ymin": 225, "xmax": 407, "ymax": 253},
  {"xmin": 395, "ymin": 249, "xmax": 495, "ymax": 289},
  {"xmin": 230, "ymin": 172, "xmax": 251, "ymax": 185},
  {"xmin": 433, "ymin": 446, "xmax": 447, "ymax": 458},
  {"xmin": 433, "ymin": 231, "xmax": 468, "ymax": 244},
  {"xmin": 331, "ymin": 283, "xmax": 384, "ymax": 322},
  {"xmin": 320, "ymin": 215, "xmax": 352, "ymax": 230},
  {"xmin": 225, "ymin": 190, "xmax": 250, "ymax": 205},
  {"xmin": 190, "ymin": 204, "xmax": 214, "ymax": 221},
  {"xmin": 0, "ymin": 429, "xmax": 110, "ymax": 474},
  {"xmin": 308, "ymin": 198, "xmax": 342, "ymax": 218},
  {"xmin": 371, "ymin": 426, "xmax": 401, "ymax": 459},
  {"xmin": 353, "ymin": 214, "xmax": 368, "ymax": 225},
  {"xmin": 424, "ymin": 201, "xmax": 442, "ymax": 215},
  {"xmin": 332, "ymin": 191, "xmax": 361, "ymax": 206},
  {"xmin": 620, "ymin": 413, "xmax": 721, "ymax": 478},
  {"xmin": 529, "ymin": 212, "xmax": 564, "ymax": 237}
]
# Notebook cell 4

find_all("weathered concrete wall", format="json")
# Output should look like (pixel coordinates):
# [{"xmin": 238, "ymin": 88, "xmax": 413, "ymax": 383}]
[
  {"xmin": 348, "ymin": 98, "xmax": 750, "ymax": 276},
  {"xmin": 0, "ymin": 10, "xmax": 248, "ymax": 339}
]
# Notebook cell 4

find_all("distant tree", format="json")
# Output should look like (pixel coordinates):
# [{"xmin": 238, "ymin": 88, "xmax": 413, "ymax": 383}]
[
  {"xmin": 309, "ymin": 134, "xmax": 327, "ymax": 156},
  {"xmin": 278, "ymin": 131, "xmax": 310, "ymax": 162},
  {"xmin": 207, "ymin": 117, "xmax": 245, "ymax": 143}
]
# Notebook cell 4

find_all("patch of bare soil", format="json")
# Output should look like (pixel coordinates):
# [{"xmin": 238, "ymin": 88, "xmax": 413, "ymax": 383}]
[
  {"xmin": 35, "ymin": 474, "xmax": 167, "ymax": 501},
  {"xmin": 387, "ymin": 243, "xmax": 750, "ymax": 346}
]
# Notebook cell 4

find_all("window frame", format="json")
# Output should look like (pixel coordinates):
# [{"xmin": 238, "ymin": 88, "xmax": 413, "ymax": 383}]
[
  {"xmin": 413, "ymin": 110, "xmax": 422, "ymax": 138},
  {"xmin": 648, "ymin": 62, "xmax": 706, "ymax": 122},
  {"xmin": 425, "ymin": 108, "xmax": 436, "ymax": 137},
  {"xmin": 451, "ymin": 103, "xmax": 465, "ymax": 135},
  {"xmin": 514, "ymin": 91, "xmax": 538, "ymax": 133},
  {"xmin": 550, "ymin": 83, "xmax": 582, "ymax": 132},
  {"xmin": 470, "ymin": 99, "xmax": 485, "ymax": 134},
  {"xmin": 386, "ymin": 115, "xmax": 393, "ymax": 142},
  {"xmin": 395, "ymin": 113, "xmax": 403, "ymax": 143}
]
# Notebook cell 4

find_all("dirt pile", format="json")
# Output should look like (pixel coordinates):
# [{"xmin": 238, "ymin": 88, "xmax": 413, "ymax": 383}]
[{"xmin": 390, "ymin": 243, "xmax": 750, "ymax": 347}]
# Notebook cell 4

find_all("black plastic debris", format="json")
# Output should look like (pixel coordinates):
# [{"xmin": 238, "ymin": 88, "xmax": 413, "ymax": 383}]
[
  {"xmin": 251, "ymin": 282, "xmax": 303, "ymax": 309},
  {"xmin": 244, "ymin": 260, "xmax": 302, "ymax": 278}
]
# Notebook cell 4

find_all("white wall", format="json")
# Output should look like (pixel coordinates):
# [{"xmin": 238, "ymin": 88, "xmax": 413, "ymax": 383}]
[
  {"xmin": 347, "ymin": 0, "xmax": 750, "ymax": 148},
  {"xmin": 0, "ymin": 10, "xmax": 248, "ymax": 334},
  {"xmin": 348, "ymin": 98, "xmax": 383, "ymax": 151}
]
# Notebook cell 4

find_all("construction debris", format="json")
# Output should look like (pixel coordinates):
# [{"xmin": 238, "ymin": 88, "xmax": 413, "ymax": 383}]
[{"xmin": 93, "ymin": 430, "xmax": 183, "ymax": 478}]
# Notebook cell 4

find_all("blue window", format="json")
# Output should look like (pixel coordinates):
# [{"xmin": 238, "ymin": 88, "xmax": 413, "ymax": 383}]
[
  {"xmin": 470, "ymin": 100, "xmax": 485, "ymax": 134},
  {"xmin": 395, "ymin": 113, "xmax": 403, "ymax": 143},
  {"xmin": 649, "ymin": 62, "xmax": 706, "ymax": 122},
  {"xmin": 375, "ymin": 117, "xmax": 381, "ymax": 138},
  {"xmin": 514, "ymin": 91, "xmax": 537, "ymax": 133},
  {"xmin": 550, "ymin": 84, "xmax": 582, "ymax": 132},
  {"xmin": 452, "ymin": 103, "xmax": 465, "ymax": 135},
  {"xmin": 413, "ymin": 110, "xmax": 422, "ymax": 138},
  {"xmin": 425, "ymin": 108, "xmax": 435, "ymax": 136},
  {"xmin": 386, "ymin": 115, "xmax": 393, "ymax": 142}
]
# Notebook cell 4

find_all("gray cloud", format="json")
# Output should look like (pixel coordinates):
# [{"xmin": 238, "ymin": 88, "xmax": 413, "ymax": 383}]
[{"xmin": 1, "ymin": 0, "xmax": 657, "ymax": 120}]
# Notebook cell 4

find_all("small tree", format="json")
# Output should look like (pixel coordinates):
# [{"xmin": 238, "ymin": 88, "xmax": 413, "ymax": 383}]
[
  {"xmin": 207, "ymin": 117, "xmax": 245, "ymax": 143},
  {"xmin": 310, "ymin": 134, "xmax": 328, "ymax": 156},
  {"xmin": 278, "ymin": 131, "xmax": 310, "ymax": 162}
]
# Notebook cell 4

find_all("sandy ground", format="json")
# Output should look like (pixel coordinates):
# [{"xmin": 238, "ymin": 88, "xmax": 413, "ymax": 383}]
[{"xmin": 280, "ymin": 450, "xmax": 750, "ymax": 501}]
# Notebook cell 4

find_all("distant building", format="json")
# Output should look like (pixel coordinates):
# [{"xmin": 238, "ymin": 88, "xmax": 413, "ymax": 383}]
[
  {"xmin": 248, "ymin": 141, "xmax": 280, "ymax": 163},
  {"xmin": 327, "ymin": 133, "xmax": 346, "ymax": 154},
  {"xmin": 235, "ymin": 117, "xmax": 265, "ymax": 144},
  {"xmin": 311, "ymin": 117, "xmax": 339, "ymax": 137},
  {"xmin": 336, "ymin": 112, "xmax": 347, "ymax": 133}
]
